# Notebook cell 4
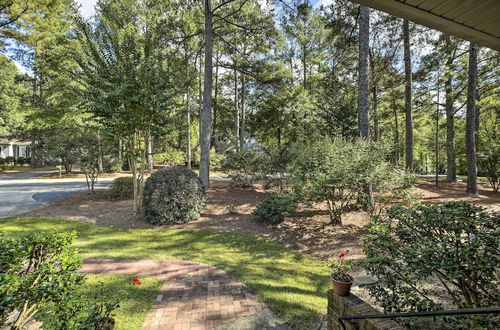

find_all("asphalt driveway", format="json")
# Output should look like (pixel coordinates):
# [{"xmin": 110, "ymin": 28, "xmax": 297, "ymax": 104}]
[{"xmin": 0, "ymin": 170, "xmax": 113, "ymax": 218}]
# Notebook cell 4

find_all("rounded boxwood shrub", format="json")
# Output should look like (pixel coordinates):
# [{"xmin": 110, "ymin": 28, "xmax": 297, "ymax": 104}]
[
  {"xmin": 143, "ymin": 166, "xmax": 205, "ymax": 225},
  {"xmin": 16, "ymin": 156, "xmax": 27, "ymax": 165},
  {"xmin": 107, "ymin": 177, "xmax": 134, "ymax": 200},
  {"xmin": 252, "ymin": 193, "xmax": 297, "ymax": 225}
]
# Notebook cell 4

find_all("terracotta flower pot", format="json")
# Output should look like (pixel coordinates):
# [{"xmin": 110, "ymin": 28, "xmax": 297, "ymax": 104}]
[{"xmin": 331, "ymin": 276, "xmax": 353, "ymax": 296}]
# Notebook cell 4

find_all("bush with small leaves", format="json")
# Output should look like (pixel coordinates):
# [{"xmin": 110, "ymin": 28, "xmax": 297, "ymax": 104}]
[
  {"xmin": 223, "ymin": 151, "xmax": 262, "ymax": 187},
  {"xmin": 103, "ymin": 158, "xmax": 122, "ymax": 173},
  {"xmin": 16, "ymin": 157, "xmax": 26, "ymax": 165},
  {"xmin": 5, "ymin": 156, "xmax": 14, "ymax": 164},
  {"xmin": 153, "ymin": 147, "xmax": 185, "ymax": 166},
  {"xmin": 0, "ymin": 231, "xmax": 120, "ymax": 329},
  {"xmin": 0, "ymin": 157, "xmax": 4, "ymax": 165},
  {"xmin": 107, "ymin": 177, "xmax": 135, "ymax": 200},
  {"xmin": 363, "ymin": 201, "xmax": 499, "ymax": 328},
  {"xmin": 253, "ymin": 193, "xmax": 297, "ymax": 225},
  {"xmin": 143, "ymin": 166, "xmax": 205, "ymax": 225},
  {"xmin": 478, "ymin": 150, "xmax": 499, "ymax": 192}
]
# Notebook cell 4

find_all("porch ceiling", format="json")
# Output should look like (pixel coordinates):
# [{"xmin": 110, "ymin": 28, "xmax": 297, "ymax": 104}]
[{"xmin": 349, "ymin": 0, "xmax": 500, "ymax": 51}]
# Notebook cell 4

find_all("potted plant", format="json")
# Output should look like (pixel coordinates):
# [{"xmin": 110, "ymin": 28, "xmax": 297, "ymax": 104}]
[{"xmin": 329, "ymin": 250, "xmax": 353, "ymax": 296}]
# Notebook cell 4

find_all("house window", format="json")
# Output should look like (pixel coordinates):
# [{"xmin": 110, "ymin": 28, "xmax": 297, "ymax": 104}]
[{"xmin": 19, "ymin": 147, "xmax": 27, "ymax": 157}]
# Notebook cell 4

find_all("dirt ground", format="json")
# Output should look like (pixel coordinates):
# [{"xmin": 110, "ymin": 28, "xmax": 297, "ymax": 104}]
[{"xmin": 22, "ymin": 179, "xmax": 499, "ymax": 263}]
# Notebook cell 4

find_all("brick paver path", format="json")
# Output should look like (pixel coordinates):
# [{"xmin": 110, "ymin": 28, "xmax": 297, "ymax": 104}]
[{"xmin": 82, "ymin": 259, "xmax": 265, "ymax": 330}]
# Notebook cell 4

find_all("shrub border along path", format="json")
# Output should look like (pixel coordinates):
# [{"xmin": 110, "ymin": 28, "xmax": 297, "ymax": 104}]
[
  {"xmin": 0, "ymin": 217, "xmax": 331, "ymax": 329},
  {"xmin": 83, "ymin": 259, "xmax": 266, "ymax": 329}
]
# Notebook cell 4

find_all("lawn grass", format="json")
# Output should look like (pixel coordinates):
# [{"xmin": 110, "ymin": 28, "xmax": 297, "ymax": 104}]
[
  {"xmin": 83, "ymin": 275, "xmax": 162, "ymax": 330},
  {"xmin": 0, "ymin": 166, "xmax": 56, "ymax": 173},
  {"xmin": 0, "ymin": 217, "xmax": 331, "ymax": 329}
]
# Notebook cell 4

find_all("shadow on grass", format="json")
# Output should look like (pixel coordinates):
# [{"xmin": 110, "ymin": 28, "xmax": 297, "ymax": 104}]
[{"xmin": 1, "ymin": 217, "xmax": 331, "ymax": 329}]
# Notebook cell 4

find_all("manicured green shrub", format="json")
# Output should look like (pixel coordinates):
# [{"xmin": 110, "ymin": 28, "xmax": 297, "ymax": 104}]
[
  {"xmin": 143, "ymin": 166, "xmax": 205, "ymax": 225},
  {"xmin": 153, "ymin": 147, "xmax": 185, "ymax": 165},
  {"xmin": 5, "ymin": 156, "xmax": 14, "ymax": 164},
  {"xmin": 16, "ymin": 157, "xmax": 26, "ymax": 165},
  {"xmin": 363, "ymin": 202, "xmax": 499, "ymax": 328},
  {"xmin": 25, "ymin": 157, "xmax": 31, "ymax": 164},
  {"xmin": 253, "ymin": 193, "xmax": 297, "ymax": 225},
  {"xmin": 107, "ymin": 177, "xmax": 135, "ymax": 199},
  {"xmin": 0, "ymin": 231, "xmax": 119, "ymax": 329},
  {"xmin": 0, "ymin": 157, "xmax": 4, "ymax": 165}
]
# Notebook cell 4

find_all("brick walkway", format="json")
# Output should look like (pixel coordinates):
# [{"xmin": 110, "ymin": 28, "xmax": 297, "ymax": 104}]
[{"xmin": 82, "ymin": 259, "xmax": 265, "ymax": 330}]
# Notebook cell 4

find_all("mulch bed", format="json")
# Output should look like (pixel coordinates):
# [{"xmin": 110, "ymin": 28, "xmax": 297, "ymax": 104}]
[{"xmin": 22, "ymin": 179, "xmax": 499, "ymax": 263}]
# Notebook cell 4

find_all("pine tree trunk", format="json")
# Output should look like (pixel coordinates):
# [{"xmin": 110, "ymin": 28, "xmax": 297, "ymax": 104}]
[
  {"xmin": 372, "ymin": 85, "xmax": 379, "ymax": 142},
  {"xmin": 234, "ymin": 69, "xmax": 240, "ymax": 152},
  {"xmin": 186, "ymin": 91, "xmax": 191, "ymax": 169},
  {"xmin": 358, "ymin": 6, "xmax": 370, "ymax": 139},
  {"xmin": 445, "ymin": 72, "xmax": 456, "ymax": 181},
  {"xmin": 147, "ymin": 130, "xmax": 153, "ymax": 173},
  {"xmin": 97, "ymin": 129, "xmax": 103, "ymax": 173},
  {"xmin": 357, "ymin": 6, "xmax": 373, "ymax": 211},
  {"xmin": 435, "ymin": 71, "xmax": 440, "ymax": 186},
  {"xmin": 239, "ymin": 74, "xmax": 246, "ymax": 151},
  {"xmin": 392, "ymin": 94, "xmax": 400, "ymax": 165},
  {"xmin": 212, "ymin": 50, "xmax": 219, "ymax": 148},
  {"xmin": 403, "ymin": 19, "xmax": 413, "ymax": 170},
  {"xmin": 466, "ymin": 42, "xmax": 478, "ymax": 196},
  {"xmin": 118, "ymin": 138, "xmax": 123, "ymax": 171},
  {"xmin": 200, "ymin": 0, "xmax": 213, "ymax": 189}
]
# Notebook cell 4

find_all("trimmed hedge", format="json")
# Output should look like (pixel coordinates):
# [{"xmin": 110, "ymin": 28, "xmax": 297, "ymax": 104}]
[
  {"xmin": 253, "ymin": 193, "xmax": 297, "ymax": 225},
  {"xmin": 143, "ymin": 166, "xmax": 205, "ymax": 225}
]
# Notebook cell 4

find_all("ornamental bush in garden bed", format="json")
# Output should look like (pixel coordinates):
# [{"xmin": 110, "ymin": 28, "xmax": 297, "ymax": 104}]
[
  {"xmin": 0, "ymin": 231, "xmax": 119, "ymax": 329},
  {"xmin": 363, "ymin": 201, "xmax": 499, "ymax": 329},
  {"xmin": 107, "ymin": 177, "xmax": 135, "ymax": 200},
  {"xmin": 253, "ymin": 193, "xmax": 297, "ymax": 225},
  {"xmin": 143, "ymin": 166, "xmax": 205, "ymax": 225}
]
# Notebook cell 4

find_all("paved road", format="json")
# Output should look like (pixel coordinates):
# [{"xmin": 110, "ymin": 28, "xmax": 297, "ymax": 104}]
[{"xmin": 0, "ymin": 170, "xmax": 113, "ymax": 218}]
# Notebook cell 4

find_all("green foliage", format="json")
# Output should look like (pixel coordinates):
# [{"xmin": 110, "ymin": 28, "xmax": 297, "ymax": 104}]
[
  {"xmin": 0, "ymin": 54, "xmax": 26, "ymax": 134},
  {"xmin": 153, "ymin": 147, "xmax": 185, "ymax": 166},
  {"xmin": 143, "ymin": 166, "xmax": 206, "ymax": 225},
  {"xmin": 0, "ymin": 157, "xmax": 4, "ymax": 165},
  {"xmin": 4, "ymin": 156, "xmax": 14, "ymax": 164},
  {"xmin": 209, "ymin": 148, "xmax": 225, "ymax": 171},
  {"xmin": 0, "ymin": 231, "xmax": 119, "ymax": 329},
  {"xmin": 107, "ymin": 177, "xmax": 135, "ymax": 200},
  {"xmin": 223, "ymin": 151, "xmax": 262, "ymax": 187},
  {"xmin": 15, "ymin": 156, "xmax": 26, "ymax": 165},
  {"xmin": 103, "ymin": 158, "xmax": 122, "ymax": 173},
  {"xmin": 291, "ymin": 138, "xmax": 414, "ymax": 224},
  {"xmin": 259, "ymin": 145, "xmax": 296, "ymax": 191},
  {"xmin": 252, "ymin": 193, "xmax": 297, "ymax": 225},
  {"xmin": 363, "ymin": 202, "xmax": 500, "ymax": 323},
  {"xmin": 78, "ymin": 130, "xmax": 102, "ymax": 193},
  {"xmin": 478, "ymin": 150, "xmax": 499, "ymax": 192}
]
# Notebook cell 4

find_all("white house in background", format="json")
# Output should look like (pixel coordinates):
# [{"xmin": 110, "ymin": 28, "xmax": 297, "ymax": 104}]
[{"xmin": 0, "ymin": 135, "xmax": 31, "ymax": 158}]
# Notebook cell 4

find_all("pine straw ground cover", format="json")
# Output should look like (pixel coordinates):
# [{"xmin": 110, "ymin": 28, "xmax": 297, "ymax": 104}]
[{"xmin": 0, "ymin": 217, "xmax": 331, "ymax": 329}]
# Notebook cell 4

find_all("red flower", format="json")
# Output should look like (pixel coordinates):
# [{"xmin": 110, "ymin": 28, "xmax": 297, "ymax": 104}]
[
  {"xmin": 131, "ymin": 277, "xmax": 141, "ymax": 285},
  {"xmin": 338, "ymin": 250, "xmax": 349, "ymax": 258}
]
